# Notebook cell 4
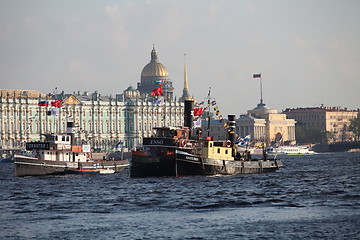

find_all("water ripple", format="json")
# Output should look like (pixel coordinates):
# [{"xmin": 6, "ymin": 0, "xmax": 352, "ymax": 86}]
[{"xmin": 1, "ymin": 152, "xmax": 359, "ymax": 239}]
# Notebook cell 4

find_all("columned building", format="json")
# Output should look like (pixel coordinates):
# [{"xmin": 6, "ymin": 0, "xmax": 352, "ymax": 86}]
[
  {"xmin": 130, "ymin": 99, "xmax": 184, "ymax": 148},
  {"xmin": 237, "ymin": 102, "xmax": 296, "ymax": 146},
  {"xmin": 0, "ymin": 90, "xmax": 128, "ymax": 151},
  {"xmin": 0, "ymin": 90, "xmax": 47, "ymax": 149},
  {"xmin": 0, "ymin": 47, "xmax": 185, "ymax": 151}
]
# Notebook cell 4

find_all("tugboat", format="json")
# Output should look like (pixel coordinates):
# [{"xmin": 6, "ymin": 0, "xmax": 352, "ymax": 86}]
[
  {"xmin": 131, "ymin": 99, "xmax": 283, "ymax": 177},
  {"xmin": 14, "ymin": 122, "xmax": 129, "ymax": 177}
]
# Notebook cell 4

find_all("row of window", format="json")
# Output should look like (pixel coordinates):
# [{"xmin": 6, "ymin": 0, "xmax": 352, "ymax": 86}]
[
  {"xmin": 0, "ymin": 120, "xmax": 124, "ymax": 135},
  {"xmin": 289, "ymin": 115, "xmax": 325, "ymax": 120},
  {"xmin": 289, "ymin": 114, "xmax": 357, "ymax": 121},
  {"xmin": 0, "ymin": 107, "xmax": 125, "ymax": 118}
]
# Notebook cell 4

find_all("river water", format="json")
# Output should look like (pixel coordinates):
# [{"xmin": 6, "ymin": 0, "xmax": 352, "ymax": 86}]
[{"xmin": 1, "ymin": 152, "xmax": 359, "ymax": 239}]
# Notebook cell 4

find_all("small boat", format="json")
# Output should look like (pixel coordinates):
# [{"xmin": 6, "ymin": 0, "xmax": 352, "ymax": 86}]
[
  {"xmin": 266, "ymin": 145, "xmax": 315, "ymax": 155},
  {"xmin": 131, "ymin": 99, "xmax": 283, "ymax": 177},
  {"xmin": 14, "ymin": 122, "xmax": 130, "ymax": 177}
]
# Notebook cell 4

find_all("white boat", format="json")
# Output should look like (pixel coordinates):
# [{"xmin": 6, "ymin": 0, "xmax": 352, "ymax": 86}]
[
  {"xmin": 266, "ymin": 145, "xmax": 315, "ymax": 155},
  {"xmin": 14, "ymin": 122, "xmax": 130, "ymax": 177}
]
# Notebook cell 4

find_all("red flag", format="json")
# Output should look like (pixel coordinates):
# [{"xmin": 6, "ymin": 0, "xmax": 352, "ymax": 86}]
[
  {"xmin": 51, "ymin": 100, "xmax": 62, "ymax": 108},
  {"xmin": 151, "ymin": 86, "xmax": 163, "ymax": 96},
  {"xmin": 192, "ymin": 108, "xmax": 203, "ymax": 116}
]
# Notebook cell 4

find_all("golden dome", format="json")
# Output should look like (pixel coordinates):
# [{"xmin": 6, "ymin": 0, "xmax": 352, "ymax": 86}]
[{"xmin": 141, "ymin": 47, "xmax": 169, "ymax": 77}]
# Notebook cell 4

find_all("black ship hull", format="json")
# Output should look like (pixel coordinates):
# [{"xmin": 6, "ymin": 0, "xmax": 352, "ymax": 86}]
[{"xmin": 131, "ymin": 150, "xmax": 283, "ymax": 177}]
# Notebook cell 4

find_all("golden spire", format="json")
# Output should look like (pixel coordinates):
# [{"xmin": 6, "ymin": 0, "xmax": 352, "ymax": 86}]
[
  {"xmin": 184, "ymin": 53, "xmax": 189, "ymax": 91},
  {"xmin": 181, "ymin": 53, "xmax": 192, "ymax": 101}
]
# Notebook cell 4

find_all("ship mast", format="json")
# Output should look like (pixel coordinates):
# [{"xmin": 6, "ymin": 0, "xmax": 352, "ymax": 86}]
[{"xmin": 207, "ymin": 87, "xmax": 211, "ymax": 137}]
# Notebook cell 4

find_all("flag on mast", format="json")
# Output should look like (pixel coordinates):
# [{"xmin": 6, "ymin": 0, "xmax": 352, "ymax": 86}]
[
  {"xmin": 38, "ymin": 100, "xmax": 49, "ymax": 106},
  {"xmin": 193, "ymin": 117, "xmax": 202, "ymax": 128},
  {"xmin": 151, "ymin": 86, "xmax": 163, "ymax": 96},
  {"xmin": 253, "ymin": 73, "xmax": 261, "ymax": 78},
  {"xmin": 50, "ymin": 100, "xmax": 62, "ymax": 108},
  {"xmin": 192, "ymin": 108, "xmax": 203, "ymax": 117},
  {"xmin": 154, "ymin": 96, "xmax": 165, "ymax": 105}
]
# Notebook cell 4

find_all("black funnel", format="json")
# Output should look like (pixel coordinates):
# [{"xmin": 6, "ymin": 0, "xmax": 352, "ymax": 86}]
[{"xmin": 184, "ymin": 100, "xmax": 194, "ymax": 130}]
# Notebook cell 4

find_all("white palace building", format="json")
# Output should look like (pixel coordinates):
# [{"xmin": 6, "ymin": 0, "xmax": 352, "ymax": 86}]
[{"xmin": 0, "ymin": 47, "xmax": 191, "ymax": 151}]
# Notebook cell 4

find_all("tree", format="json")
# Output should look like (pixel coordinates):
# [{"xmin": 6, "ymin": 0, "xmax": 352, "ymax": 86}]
[
  {"xmin": 349, "ymin": 117, "xmax": 360, "ymax": 141},
  {"xmin": 295, "ymin": 122, "xmax": 323, "ymax": 144}
]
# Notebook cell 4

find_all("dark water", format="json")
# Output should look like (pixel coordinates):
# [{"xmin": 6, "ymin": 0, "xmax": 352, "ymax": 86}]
[{"xmin": 1, "ymin": 152, "xmax": 359, "ymax": 240}]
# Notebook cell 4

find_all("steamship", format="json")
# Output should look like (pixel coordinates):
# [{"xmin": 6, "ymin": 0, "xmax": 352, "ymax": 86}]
[
  {"xmin": 131, "ymin": 100, "xmax": 283, "ymax": 177},
  {"xmin": 14, "ymin": 122, "xmax": 129, "ymax": 177}
]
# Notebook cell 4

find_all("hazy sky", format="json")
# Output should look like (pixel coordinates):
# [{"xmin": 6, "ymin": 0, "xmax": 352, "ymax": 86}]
[{"xmin": 1, "ymin": 0, "xmax": 359, "ymax": 116}]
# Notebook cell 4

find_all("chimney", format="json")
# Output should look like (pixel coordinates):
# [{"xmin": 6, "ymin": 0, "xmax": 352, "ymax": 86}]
[
  {"xmin": 184, "ymin": 99, "xmax": 194, "ymax": 131},
  {"xmin": 228, "ymin": 115, "xmax": 236, "ymax": 143}
]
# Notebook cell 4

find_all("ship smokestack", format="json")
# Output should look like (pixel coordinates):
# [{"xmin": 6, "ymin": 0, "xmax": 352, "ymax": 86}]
[
  {"xmin": 66, "ymin": 122, "xmax": 76, "ymax": 145},
  {"xmin": 184, "ymin": 99, "xmax": 194, "ymax": 131},
  {"xmin": 227, "ymin": 115, "xmax": 236, "ymax": 143}
]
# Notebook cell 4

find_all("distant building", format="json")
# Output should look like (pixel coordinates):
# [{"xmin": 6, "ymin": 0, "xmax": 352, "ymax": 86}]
[
  {"xmin": 197, "ymin": 101, "xmax": 296, "ymax": 145},
  {"xmin": 137, "ymin": 46, "xmax": 174, "ymax": 101},
  {"xmin": 283, "ymin": 106, "xmax": 359, "ymax": 142},
  {"xmin": 200, "ymin": 119, "xmax": 228, "ymax": 140},
  {"xmin": 0, "ymin": 90, "xmax": 48, "ymax": 149},
  {"xmin": 0, "ymin": 89, "xmax": 129, "ymax": 150},
  {"xmin": 237, "ymin": 102, "xmax": 296, "ymax": 146},
  {"xmin": 0, "ymin": 47, "xmax": 185, "ymax": 150}
]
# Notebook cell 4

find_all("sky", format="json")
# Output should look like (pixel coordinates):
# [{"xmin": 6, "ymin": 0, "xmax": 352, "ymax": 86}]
[{"xmin": 0, "ymin": 0, "xmax": 359, "ymax": 116}]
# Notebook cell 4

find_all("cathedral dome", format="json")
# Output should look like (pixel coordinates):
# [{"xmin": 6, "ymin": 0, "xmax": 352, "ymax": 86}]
[{"xmin": 141, "ymin": 47, "xmax": 169, "ymax": 77}]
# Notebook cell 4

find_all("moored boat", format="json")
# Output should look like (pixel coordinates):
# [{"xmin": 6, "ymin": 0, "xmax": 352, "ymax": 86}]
[
  {"xmin": 266, "ymin": 145, "xmax": 315, "ymax": 155},
  {"xmin": 131, "ymin": 99, "xmax": 283, "ymax": 177},
  {"xmin": 14, "ymin": 122, "xmax": 130, "ymax": 177}
]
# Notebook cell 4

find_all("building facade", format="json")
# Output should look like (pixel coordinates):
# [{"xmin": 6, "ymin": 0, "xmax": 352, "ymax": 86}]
[
  {"xmin": 0, "ymin": 90, "xmax": 129, "ymax": 151},
  {"xmin": 0, "ymin": 90, "xmax": 48, "ymax": 149},
  {"xmin": 283, "ymin": 106, "xmax": 359, "ymax": 142},
  {"xmin": 0, "ymin": 47, "xmax": 184, "ymax": 151},
  {"xmin": 236, "ymin": 102, "xmax": 296, "ymax": 146}
]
